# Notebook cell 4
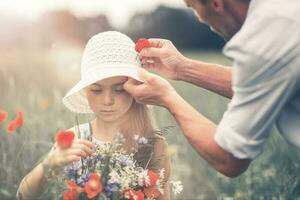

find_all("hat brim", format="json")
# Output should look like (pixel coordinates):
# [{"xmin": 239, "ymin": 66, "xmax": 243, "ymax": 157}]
[{"xmin": 63, "ymin": 65, "xmax": 143, "ymax": 113}]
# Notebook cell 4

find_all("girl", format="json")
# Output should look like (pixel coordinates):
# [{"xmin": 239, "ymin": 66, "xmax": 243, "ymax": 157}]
[{"xmin": 17, "ymin": 31, "xmax": 171, "ymax": 199}]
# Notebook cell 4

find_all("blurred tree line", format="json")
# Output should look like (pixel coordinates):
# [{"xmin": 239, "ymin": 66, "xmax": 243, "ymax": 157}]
[{"xmin": 0, "ymin": 5, "xmax": 224, "ymax": 50}]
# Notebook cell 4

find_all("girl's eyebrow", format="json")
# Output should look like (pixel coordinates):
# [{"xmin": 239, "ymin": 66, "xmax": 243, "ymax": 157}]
[
  {"xmin": 114, "ymin": 81, "xmax": 126, "ymax": 86},
  {"xmin": 92, "ymin": 83, "xmax": 101, "ymax": 86},
  {"xmin": 92, "ymin": 81, "xmax": 126, "ymax": 87}
]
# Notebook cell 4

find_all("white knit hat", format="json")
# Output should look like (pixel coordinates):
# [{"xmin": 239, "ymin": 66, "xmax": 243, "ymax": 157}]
[{"xmin": 63, "ymin": 31, "xmax": 142, "ymax": 113}]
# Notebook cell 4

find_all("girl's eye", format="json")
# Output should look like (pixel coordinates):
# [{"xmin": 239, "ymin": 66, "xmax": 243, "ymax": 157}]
[
  {"xmin": 90, "ymin": 89, "xmax": 102, "ymax": 93},
  {"xmin": 114, "ymin": 86, "xmax": 125, "ymax": 93},
  {"xmin": 115, "ymin": 88, "xmax": 125, "ymax": 93}
]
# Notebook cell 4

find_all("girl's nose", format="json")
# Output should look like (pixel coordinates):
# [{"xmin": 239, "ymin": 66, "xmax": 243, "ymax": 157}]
[{"xmin": 103, "ymin": 90, "xmax": 114, "ymax": 106}]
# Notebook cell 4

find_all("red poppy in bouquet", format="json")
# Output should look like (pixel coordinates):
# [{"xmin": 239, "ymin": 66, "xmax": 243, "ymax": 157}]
[
  {"xmin": 143, "ymin": 170, "xmax": 161, "ymax": 198},
  {"xmin": 123, "ymin": 189, "xmax": 144, "ymax": 200},
  {"xmin": 84, "ymin": 173, "xmax": 103, "ymax": 199},
  {"xmin": 144, "ymin": 186, "xmax": 161, "ymax": 199},
  {"xmin": 63, "ymin": 189, "xmax": 78, "ymax": 200},
  {"xmin": 56, "ymin": 130, "xmax": 75, "ymax": 149},
  {"xmin": 135, "ymin": 38, "xmax": 151, "ymax": 53},
  {"xmin": 63, "ymin": 180, "xmax": 84, "ymax": 200},
  {"xmin": 66, "ymin": 180, "xmax": 84, "ymax": 193},
  {"xmin": 144, "ymin": 170, "xmax": 159, "ymax": 187}
]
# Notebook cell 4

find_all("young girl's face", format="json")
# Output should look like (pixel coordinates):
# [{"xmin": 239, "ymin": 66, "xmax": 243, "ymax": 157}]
[{"xmin": 85, "ymin": 76, "xmax": 133, "ymax": 123}]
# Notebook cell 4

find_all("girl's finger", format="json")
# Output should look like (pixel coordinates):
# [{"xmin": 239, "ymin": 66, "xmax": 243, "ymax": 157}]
[
  {"xmin": 67, "ymin": 148, "xmax": 88, "ymax": 158},
  {"xmin": 74, "ymin": 139, "xmax": 95, "ymax": 149},
  {"xmin": 66, "ymin": 155, "xmax": 81, "ymax": 164},
  {"xmin": 71, "ymin": 143, "xmax": 94, "ymax": 155}
]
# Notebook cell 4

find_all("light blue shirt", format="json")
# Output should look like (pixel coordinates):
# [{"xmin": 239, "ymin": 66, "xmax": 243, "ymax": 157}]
[{"xmin": 214, "ymin": 0, "xmax": 300, "ymax": 159}]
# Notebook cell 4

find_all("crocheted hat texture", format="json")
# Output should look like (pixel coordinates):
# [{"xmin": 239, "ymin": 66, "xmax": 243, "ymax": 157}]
[{"xmin": 63, "ymin": 31, "xmax": 142, "ymax": 113}]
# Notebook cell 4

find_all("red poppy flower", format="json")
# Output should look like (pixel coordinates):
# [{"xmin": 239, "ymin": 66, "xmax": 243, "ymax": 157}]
[
  {"xmin": 7, "ymin": 120, "xmax": 18, "ymax": 133},
  {"xmin": 63, "ymin": 189, "xmax": 78, "ymax": 200},
  {"xmin": 124, "ymin": 189, "xmax": 145, "ymax": 200},
  {"xmin": 145, "ymin": 170, "xmax": 159, "ymax": 187},
  {"xmin": 15, "ymin": 111, "xmax": 23, "ymax": 127},
  {"xmin": 84, "ymin": 173, "xmax": 103, "ymax": 199},
  {"xmin": 135, "ymin": 38, "xmax": 151, "ymax": 53},
  {"xmin": 66, "ymin": 180, "xmax": 84, "ymax": 193},
  {"xmin": 0, "ymin": 110, "xmax": 8, "ymax": 124},
  {"xmin": 56, "ymin": 130, "xmax": 75, "ymax": 149},
  {"xmin": 144, "ymin": 186, "xmax": 161, "ymax": 198}
]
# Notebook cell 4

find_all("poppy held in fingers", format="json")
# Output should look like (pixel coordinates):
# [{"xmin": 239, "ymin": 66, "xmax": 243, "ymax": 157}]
[
  {"xmin": 0, "ymin": 110, "xmax": 8, "ymax": 124},
  {"xmin": 84, "ymin": 173, "xmax": 103, "ymax": 199},
  {"xmin": 56, "ymin": 130, "xmax": 75, "ymax": 149},
  {"xmin": 135, "ymin": 38, "xmax": 151, "ymax": 53}
]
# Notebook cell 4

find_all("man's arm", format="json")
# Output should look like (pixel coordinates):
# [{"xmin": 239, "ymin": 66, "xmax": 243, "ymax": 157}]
[
  {"xmin": 166, "ymin": 90, "xmax": 250, "ymax": 177},
  {"xmin": 177, "ymin": 59, "xmax": 233, "ymax": 98},
  {"xmin": 124, "ymin": 70, "xmax": 250, "ymax": 177}
]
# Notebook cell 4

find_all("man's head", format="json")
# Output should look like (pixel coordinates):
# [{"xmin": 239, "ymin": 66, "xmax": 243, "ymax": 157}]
[{"xmin": 184, "ymin": 0, "xmax": 251, "ymax": 40}]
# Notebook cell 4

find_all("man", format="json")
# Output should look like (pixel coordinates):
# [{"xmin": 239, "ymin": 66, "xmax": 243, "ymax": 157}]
[{"xmin": 124, "ymin": 0, "xmax": 300, "ymax": 177}]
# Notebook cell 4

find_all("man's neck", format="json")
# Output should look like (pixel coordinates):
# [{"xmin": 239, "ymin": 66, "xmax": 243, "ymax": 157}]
[{"xmin": 225, "ymin": 0, "xmax": 251, "ymax": 40}]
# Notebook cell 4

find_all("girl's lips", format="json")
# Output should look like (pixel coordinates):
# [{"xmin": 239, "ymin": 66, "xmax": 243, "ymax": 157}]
[{"xmin": 100, "ymin": 110, "xmax": 115, "ymax": 114}]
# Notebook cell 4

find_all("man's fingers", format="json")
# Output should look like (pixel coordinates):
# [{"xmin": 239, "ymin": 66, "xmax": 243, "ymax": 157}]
[
  {"xmin": 124, "ymin": 78, "xmax": 140, "ymax": 95},
  {"xmin": 140, "ymin": 47, "xmax": 162, "ymax": 58},
  {"xmin": 147, "ymin": 38, "xmax": 166, "ymax": 48},
  {"xmin": 137, "ymin": 68, "xmax": 155, "ymax": 83}
]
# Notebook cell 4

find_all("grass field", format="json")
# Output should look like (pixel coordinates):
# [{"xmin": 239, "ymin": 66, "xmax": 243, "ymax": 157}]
[{"xmin": 1, "ymin": 48, "xmax": 300, "ymax": 199}]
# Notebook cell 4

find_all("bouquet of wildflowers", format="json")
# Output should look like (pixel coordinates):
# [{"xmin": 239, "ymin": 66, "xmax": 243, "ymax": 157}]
[{"xmin": 56, "ymin": 131, "xmax": 182, "ymax": 200}]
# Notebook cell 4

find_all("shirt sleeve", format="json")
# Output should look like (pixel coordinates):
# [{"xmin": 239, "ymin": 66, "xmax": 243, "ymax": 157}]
[
  {"xmin": 214, "ymin": 10, "xmax": 300, "ymax": 159},
  {"xmin": 214, "ymin": 51, "xmax": 297, "ymax": 159}
]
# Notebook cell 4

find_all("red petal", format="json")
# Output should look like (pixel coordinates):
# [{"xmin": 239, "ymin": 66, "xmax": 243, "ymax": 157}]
[
  {"xmin": 63, "ymin": 189, "xmax": 77, "ymax": 200},
  {"xmin": 144, "ymin": 186, "xmax": 160, "ymax": 198},
  {"xmin": 135, "ymin": 38, "xmax": 151, "ymax": 53},
  {"xmin": 15, "ymin": 111, "xmax": 23, "ymax": 127},
  {"xmin": 145, "ymin": 170, "xmax": 159, "ymax": 187},
  {"xmin": 125, "ymin": 190, "xmax": 145, "ymax": 200},
  {"xmin": 66, "ymin": 180, "xmax": 83, "ymax": 192},
  {"xmin": 0, "ymin": 110, "xmax": 8, "ymax": 123},
  {"xmin": 56, "ymin": 130, "xmax": 75, "ymax": 149},
  {"xmin": 7, "ymin": 120, "xmax": 18, "ymax": 133},
  {"xmin": 84, "ymin": 173, "xmax": 103, "ymax": 199}
]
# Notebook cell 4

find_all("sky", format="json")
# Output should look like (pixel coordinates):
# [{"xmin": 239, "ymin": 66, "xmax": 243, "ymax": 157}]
[{"xmin": 0, "ymin": 0, "xmax": 186, "ymax": 28}]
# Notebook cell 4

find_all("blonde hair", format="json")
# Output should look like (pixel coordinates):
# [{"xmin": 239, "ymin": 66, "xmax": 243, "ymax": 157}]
[{"xmin": 119, "ymin": 100, "xmax": 158, "ymax": 151}]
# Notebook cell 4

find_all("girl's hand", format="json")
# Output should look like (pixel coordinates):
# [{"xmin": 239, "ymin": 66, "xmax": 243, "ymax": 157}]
[{"xmin": 42, "ymin": 139, "xmax": 95, "ymax": 171}]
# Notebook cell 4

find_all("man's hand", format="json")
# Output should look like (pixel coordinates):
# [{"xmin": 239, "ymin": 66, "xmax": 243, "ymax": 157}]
[
  {"xmin": 139, "ymin": 39, "xmax": 187, "ymax": 80},
  {"xmin": 124, "ymin": 68, "xmax": 178, "ymax": 108}
]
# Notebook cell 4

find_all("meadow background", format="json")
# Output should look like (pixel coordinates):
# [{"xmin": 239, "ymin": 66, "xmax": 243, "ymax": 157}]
[{"xmin": 1, "ymin": 2, "xmax": 300, "ymax": 200}]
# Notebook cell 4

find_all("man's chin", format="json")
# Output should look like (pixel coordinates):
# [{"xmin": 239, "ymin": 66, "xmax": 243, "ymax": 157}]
[
  {"xmin": 210, "ymin": 27, "xmax": 225, "ymax": 40},
  {"xmin": 210, "ymin": 26, "xmax": 234, "ymax": 42}
]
